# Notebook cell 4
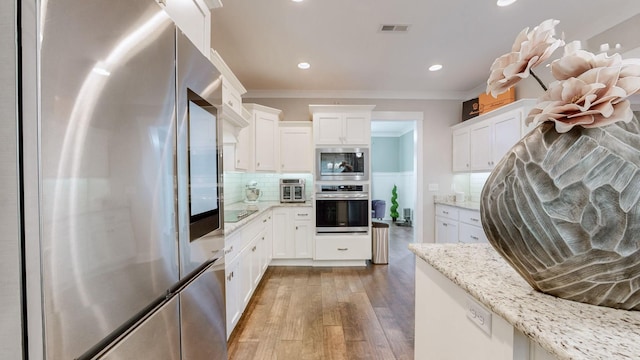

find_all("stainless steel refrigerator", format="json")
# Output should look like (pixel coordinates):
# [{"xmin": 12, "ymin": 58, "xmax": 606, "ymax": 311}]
[{"xmin": 25, "ymin": 0, "xmax": 227, "ymax": 358}]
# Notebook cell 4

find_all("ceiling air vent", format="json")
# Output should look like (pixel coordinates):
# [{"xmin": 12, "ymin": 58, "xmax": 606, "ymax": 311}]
[{"xmin": 379, "ymin": 24, "xmax": 410, "ymax": 33}]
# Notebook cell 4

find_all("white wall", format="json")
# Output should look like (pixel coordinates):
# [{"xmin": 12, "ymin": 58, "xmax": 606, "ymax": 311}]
[
  {"xmin": 243, "ymin": 97, "xmax": 460, "ymax": 243},
  {"xmin": 371, "ymin": 172, "xmax": 414, "ymax": 220}
]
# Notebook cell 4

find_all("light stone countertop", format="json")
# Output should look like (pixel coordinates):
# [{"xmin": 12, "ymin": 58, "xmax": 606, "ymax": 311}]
[
  {"xmin": 409, "ymin": 243, "xmax": 640, "ymax": 360},
  {"xmin": 434, "ymin": 200, "xmax": 481, "ymax": 211},
  {"xmin": 223, "ymin": 201, "xmax": 312, "ymax": 235}
]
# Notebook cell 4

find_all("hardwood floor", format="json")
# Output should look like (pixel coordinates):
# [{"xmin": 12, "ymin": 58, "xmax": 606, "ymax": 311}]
[{"xmin": 228, "ymin": 222, "xmax": 415, "ymax": 360}]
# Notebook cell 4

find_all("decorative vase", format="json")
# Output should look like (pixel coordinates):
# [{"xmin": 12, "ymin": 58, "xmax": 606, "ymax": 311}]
[{"xmin": 480, "ymin": 115, "xmax": 640, "ymax": 311}]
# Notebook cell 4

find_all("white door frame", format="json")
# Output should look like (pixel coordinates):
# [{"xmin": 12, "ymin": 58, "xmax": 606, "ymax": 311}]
[{"xmin": 371, "ymin": 111, "xmax": 424, "ymax": 242}]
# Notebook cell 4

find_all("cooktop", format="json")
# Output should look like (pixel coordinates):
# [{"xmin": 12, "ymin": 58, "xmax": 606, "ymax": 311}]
[{"xmin": 225, "ymin": 209, "xmax": 258, "ymax": 223}]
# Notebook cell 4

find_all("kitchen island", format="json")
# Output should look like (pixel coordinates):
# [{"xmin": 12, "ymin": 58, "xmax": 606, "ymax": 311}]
[{"xmin": 410, "ymin": 243, "xmax": 640, "ymax": 360}]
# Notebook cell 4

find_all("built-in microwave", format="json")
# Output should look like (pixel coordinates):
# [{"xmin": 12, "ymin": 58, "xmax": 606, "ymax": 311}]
[{"xmin": 316, "ymin": 147, "xmax": 369, "ymax": 181}]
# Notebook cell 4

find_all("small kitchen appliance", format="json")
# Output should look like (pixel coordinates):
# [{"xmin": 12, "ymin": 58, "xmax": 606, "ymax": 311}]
[
  {"xmin": 245, "ymin": 180, "xmax": 262, "ymax": 203},
  {"xmin": 280, "ymin": 178, "xmax": 306, "ymax": 203}
]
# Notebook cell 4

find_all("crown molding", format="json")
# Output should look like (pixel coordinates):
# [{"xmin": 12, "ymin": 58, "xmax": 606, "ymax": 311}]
[{"xmin": 244, "ymin": 89, "xmax": 469, "ymax": 100}]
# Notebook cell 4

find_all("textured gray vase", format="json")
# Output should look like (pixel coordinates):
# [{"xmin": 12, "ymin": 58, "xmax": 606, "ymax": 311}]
[{"xmin": 480, "ymin": 115, "xmax": 640, "ymax": 311}]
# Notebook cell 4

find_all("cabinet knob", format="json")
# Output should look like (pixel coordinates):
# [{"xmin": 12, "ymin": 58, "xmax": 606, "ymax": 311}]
[
  {"xmin": 295, "ymin": 226, "xmax": 298, "ymax": 230},
  {"xmin": 471, "ymin": 235, "xmax": 479, "ymax": 240},
  {"xmin": 443, "ymin": 223, "xmax": 448, "ymax": 227},
  {"xmin": 252, "ymin": 246, "xmax": 257, "ymax": 252},
  {"xmin": 470, "ymin": 217, "xmax": 479, "ymax": 222}
]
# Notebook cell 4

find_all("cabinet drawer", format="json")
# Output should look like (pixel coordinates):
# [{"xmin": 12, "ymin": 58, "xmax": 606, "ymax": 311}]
[
  {"xmin": 225, "ymin": 230, "xmax": 243, "ymax": 262},
  {"xmin": 292, "ymin": 207, "xmax": 312, "ymax": 220},
  {"xmin": 315, "ymin": 236, "xmax": 370, "ymax": 260},
  {"xmin": 459, "ymin": 208, "xmax": 482, "ymax": 226},
  {"xmin": 459, "ymin": 223, "xmax": 488, "ymax": 244},
  {"xmin": 435, "ymin": 204, "xmax": 459, "ymax": 221},
  {"xmin": 222, "ymin": 80, "xmax": 242, "ymax": 114}
]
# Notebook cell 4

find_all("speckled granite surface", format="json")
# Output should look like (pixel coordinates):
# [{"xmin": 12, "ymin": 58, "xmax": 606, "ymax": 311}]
[
  {"xmin": 224, "ymin": 201, "xmax": 312, "ymax": 235},
  {"xmin": 409, "ymin": 243, "xmax": 640, "ymax": 360},
  {"xmin": 434, "ymin": 200, "xmax": 481, "ymax": 211}
]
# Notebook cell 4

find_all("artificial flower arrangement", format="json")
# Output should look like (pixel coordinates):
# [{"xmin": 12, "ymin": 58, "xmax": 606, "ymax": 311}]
[
  {"xmin": 479, "ymin": 18, "xmax": 640, "ymax": 312},
  {"xmin": 486, "ymin": 18, "xmax": 640, "ymax": 133}
]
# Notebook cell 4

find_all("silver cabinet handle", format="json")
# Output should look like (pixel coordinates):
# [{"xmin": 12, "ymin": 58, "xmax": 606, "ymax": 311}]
[
  {"xmin": 443, "ymin": 223, "xmax": 448, "ymax": 227},
  {"xmin": 443, "ymin": 211, "xmax": 449, "ymax": 214},
  {"xmin": 337, "ymin": 248, "xmax": 348, "ymax": 251},
  {"xmin": 470, "ymin": 217, "xmax": 480, "ymax": 222},
  {"xmin": 297, "ymin": 213, "xmax": 309, "ymax": 216},
  {"xmin": 471, "ymin": 236, "xmax": 479, "ymax": 240}
]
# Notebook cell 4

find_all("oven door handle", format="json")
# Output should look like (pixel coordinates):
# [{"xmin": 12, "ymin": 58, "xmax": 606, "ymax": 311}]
[{"xmin": 315, "ymin": 193, "xmax": 369, "ymax": 200}]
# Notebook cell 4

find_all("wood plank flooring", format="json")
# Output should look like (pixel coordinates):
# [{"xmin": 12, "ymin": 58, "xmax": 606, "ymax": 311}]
[{"xmin": 228, "ymin": 222, "xmax": 415, "ymax": 360}]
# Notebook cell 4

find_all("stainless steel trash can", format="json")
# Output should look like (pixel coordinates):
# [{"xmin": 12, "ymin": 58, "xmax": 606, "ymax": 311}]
[{"xmin": 372, "ymin": 221, "xmax": 389, "ymax": 264}]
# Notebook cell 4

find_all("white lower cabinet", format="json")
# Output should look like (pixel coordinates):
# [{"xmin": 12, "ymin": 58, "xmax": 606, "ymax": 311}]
[
  {"xmin": 224, "ymin": 251, "xmax": 241, "ymax": 337},
  {"xmin": 435, "ymin": 216, "xmax": 459, "ymax": 244},
  {"xmin": 272, "ymin": 207, "xmax": 313, "ymax": 259},
  {"xmin": 416, "ymin": 259, "xmax": 554, "ymax": 360},
  {"xmin": 224, "ymin": 209, "xmax": 272, "ymax": 338},
  {"xmin": 314, "ymin": 235, "xmax": 371, "ymax": 260},
  {"xmin": 435, "ymin": 204, "xmax": 486, "ymax": 244}
]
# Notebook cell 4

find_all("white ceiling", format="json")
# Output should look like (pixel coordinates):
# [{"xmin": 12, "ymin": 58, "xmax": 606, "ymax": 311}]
[{"xmin": 210, "ymin": 0, "xmax": 640, "ymax": 100}]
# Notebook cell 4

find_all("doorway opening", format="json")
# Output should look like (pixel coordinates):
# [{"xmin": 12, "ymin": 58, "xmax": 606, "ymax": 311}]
[{"xmin": 371, "ymin": 111, "xmax": 424, "ymax": 243}]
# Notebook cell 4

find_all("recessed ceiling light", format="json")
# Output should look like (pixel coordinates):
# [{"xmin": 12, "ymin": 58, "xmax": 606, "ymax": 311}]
[
  {"xmin": 292, "ymin": 0, "xmax": 304, "ymax": 2},
  {"xmin": 428, "ymin": 64, "xmax": 443, "ymax": 72},
  {"xmin": 298, "ymin": 62, "xmax": 311, "ymax": 70},
  {"xmin": 496, "ymin": 0, "xmax": 518, "ymax": 6}
]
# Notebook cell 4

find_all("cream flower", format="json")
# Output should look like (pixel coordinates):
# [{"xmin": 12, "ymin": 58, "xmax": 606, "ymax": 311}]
[
  {"xmin": 486, "ymin": 19, "xmax": 564, "ymax": 97},
  {"xmin": 526, "ymin": 58, "xmax": 640, "ymax": 133}
]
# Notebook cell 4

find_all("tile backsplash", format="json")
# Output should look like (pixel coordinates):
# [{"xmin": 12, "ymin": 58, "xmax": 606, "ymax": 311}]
[
  {"xmin": 223, "ymin": 172, "xmax": 314, "ymax": 204},
  {"xmin": 451, "ymin": 172, "xmax": 491, "ymax": 202}
]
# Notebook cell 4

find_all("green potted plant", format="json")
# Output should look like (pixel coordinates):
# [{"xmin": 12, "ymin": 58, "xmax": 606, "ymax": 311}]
[{"xmin": 390, "ymin": 185, "xmax": 399, "ymax": 222}]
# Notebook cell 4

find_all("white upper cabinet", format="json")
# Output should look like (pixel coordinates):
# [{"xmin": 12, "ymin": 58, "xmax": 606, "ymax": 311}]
[
  {"xmin": 210, "ymin": 50, "xmax": 249, "ymax": 128},
  {"xmin": 243, "ymin": 103, "xmax": 282, "ymax": 172},
  {"xmin": 279, "ymin": 122, "xmax": 313, "ymax": 173},
  {"xmin": 452, "ymin": 128, "xmax": 470, "ymax": 172},
  {"xmin": 160, "ymin": 0, "xmax": 220, "ymax": 57},
  {"xmin": 451, "ymin": 99, "xmax": 536, "ymax": 172},
  {"xmin": 310, "ymin": 105, "xmax": 375, "ymax": 146}
]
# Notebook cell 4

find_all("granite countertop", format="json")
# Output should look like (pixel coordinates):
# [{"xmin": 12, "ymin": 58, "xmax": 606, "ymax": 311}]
[
  {"xmin": 224, "ymin": 201, "xmax": 312, "ymax": 235},
  {"xmin": 434, "ymin": 200, "xmax": 481, "ymax": 211},
  {"xmin": 409, "ymin": 243, "xmax": 640, "ymax": 360}
]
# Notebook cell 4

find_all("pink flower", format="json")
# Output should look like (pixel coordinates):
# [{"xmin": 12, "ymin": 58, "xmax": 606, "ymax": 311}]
[
  {"xmin": 486, "ymin": 19, "xmax": 564, "ymax": 97},
  {"xmin": 526, "ymin": 55, "xmax": 640, "ymax": 133}
]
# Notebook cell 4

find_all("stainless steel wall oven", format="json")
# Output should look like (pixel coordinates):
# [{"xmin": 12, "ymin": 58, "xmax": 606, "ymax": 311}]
[{"xmin": 315, "ymin": 184, "xmax": 369, "ymax": 233}]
